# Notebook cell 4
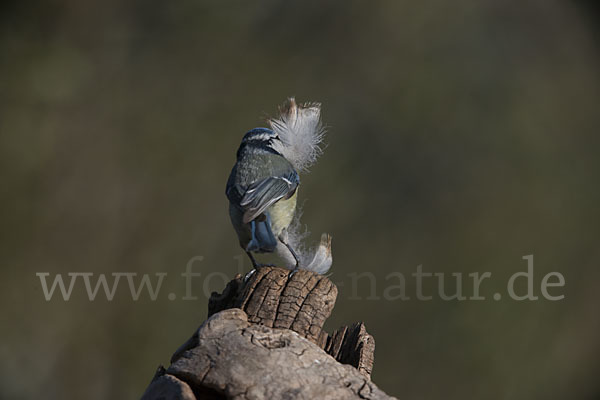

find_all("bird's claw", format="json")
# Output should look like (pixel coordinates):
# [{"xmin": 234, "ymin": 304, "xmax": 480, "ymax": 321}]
[{"xmin": 244, "ymin": 269, "xmax": 256, "ymax": 282}]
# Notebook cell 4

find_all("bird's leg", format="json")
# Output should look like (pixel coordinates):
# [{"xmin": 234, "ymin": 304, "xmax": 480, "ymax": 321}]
[
  {"xmin": 244, "ymin": 251, "xmax": 275, "ymax": 280},
  {"xmin": 244, "ymin": 251, "xmax": 258, "ymax": 282},
  {"xmin": 278, "ymin": 233, "xmax": 300, "ymax": 272},
  {"xmin": 246, "ymin": 251, "xmax": 259, "ymax": 269}
]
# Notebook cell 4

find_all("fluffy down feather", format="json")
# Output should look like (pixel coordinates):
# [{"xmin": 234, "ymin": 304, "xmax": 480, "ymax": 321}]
[
  {"xmin": 276, "ymin": 209, "xmax": 333, "ymax": 274},
  {"xmin": 269, "ymin": 98, "xmax": 326, "ymax": 172}
]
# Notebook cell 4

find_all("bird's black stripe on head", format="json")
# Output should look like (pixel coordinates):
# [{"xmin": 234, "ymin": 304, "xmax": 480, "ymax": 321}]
[
  {"xmin": 237, "ymin": 128, "xmax": 282, "ymax": 159},
  {"xmin": 242, "ymin": 128, "xmax": 279, "ymax": 144}
]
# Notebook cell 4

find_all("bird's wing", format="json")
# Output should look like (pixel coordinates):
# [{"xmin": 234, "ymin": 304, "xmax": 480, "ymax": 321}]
[{"xmin": 240, "ymin": 171, "xmax": 299, "ymax": 224}]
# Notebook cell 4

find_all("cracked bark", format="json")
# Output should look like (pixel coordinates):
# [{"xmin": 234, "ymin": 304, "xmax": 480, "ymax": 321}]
[{"xmin": 142, "ymin": 266, "xmax": 396, "ymax": 400}]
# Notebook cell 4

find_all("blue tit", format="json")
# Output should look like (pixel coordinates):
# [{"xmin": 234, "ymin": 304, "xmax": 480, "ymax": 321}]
[{"xmin": 226, "ymin": 128, "xmax": 301, "ymax": 268}]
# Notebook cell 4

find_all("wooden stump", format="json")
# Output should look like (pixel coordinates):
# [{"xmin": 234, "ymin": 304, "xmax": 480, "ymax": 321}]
[{"xmin": 142, "ymin": 266, "xmax": 396, "ymax": 400}]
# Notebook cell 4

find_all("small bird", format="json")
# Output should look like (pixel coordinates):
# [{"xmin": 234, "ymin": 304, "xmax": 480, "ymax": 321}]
[{"xmin": 226, "ymin": 99, "xmax": 332, "ymax": 273}]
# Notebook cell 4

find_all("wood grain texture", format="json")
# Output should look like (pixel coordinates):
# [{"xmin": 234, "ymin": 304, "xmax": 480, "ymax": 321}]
[{"xmin": 143, "ymin": 267, "xmax": 393, "ymax": 400}]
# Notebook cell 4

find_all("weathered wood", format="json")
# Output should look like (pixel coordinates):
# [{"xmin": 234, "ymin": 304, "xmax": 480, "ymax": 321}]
[
  {"xmin": 208, "ymin": 267, "xmax": 337, "ymax": 344},
  {"xmin": 164, "ymin": 309, "xmax": 394, "ymax": 400},
  {"xmin": 143, "ymin": 266, "xmax": 394, "ymax": 400},
  {"xmin": 141, "ymin": 367, "xmax": 196, "ymax": 400},
  {"xmin": 324, "ymin": 322, "xmax": 375, "ymax": 377},
  {"xmin": 207, "ymin": 273, "xmax": 244, "ymax": 316}
]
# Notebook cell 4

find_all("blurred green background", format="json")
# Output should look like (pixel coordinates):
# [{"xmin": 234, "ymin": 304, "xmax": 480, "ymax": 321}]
[{"xmin": 2, "ymin": 0, "xmax": 600, "ymax": 399}]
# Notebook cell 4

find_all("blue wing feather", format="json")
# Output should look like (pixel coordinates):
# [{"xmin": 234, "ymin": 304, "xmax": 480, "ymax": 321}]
[{"xmin": 240, "ymin": 171, "xmax": 299, "ymax": 223}]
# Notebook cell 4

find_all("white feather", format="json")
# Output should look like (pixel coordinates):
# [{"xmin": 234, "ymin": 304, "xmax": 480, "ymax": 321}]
[
  {"xmin": 276, "ymin": 209, "xmax": 333, "ymax": 274},
  {"xmin": 269, "ymin": 98, "xmax": 326, "ymax": 172},
  {"xmin": 304, "ymin": 233, "xmax": 333, "ymax": 274}
]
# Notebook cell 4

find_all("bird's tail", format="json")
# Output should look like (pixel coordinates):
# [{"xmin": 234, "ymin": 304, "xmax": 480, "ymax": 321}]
[{"xmin": 246, "ymin": 215, "xmax": 278, "ymax": 253}]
